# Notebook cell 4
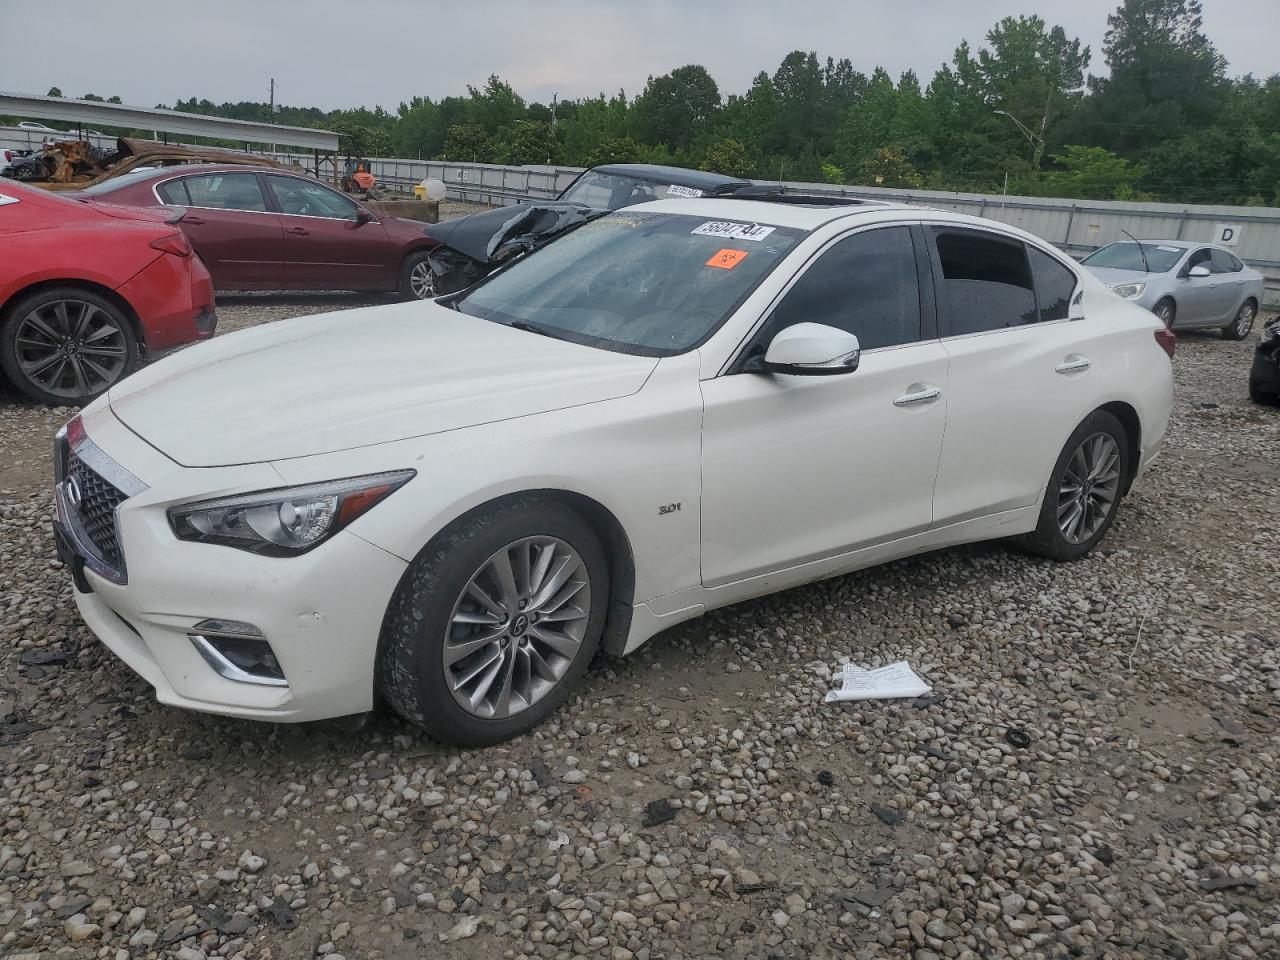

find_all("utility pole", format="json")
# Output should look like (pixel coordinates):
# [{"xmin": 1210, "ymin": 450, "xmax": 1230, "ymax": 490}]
[
  {"xmin": 551, "ymin": 92, "xmax": 558, "ymax": 128},
  {"xmin": 268, "ymin": 78, "xmax": 276, "ymax": 123}
]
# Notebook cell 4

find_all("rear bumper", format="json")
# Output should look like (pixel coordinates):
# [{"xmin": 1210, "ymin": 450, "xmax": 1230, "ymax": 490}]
[{"xmin": 116, "ymin": 251, "xmax": 217, "ymax": 352}]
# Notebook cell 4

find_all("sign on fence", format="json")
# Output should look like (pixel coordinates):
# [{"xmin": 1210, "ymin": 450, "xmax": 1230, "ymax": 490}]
[{"xmin": 1213, "ymin": 223, "xmax": 1242, "ymax": 246}]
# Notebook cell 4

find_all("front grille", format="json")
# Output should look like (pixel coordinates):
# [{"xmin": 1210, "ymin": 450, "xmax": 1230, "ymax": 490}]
[{"xmin": 67, "ymin": 452, "xmax": 126, "ymax": 570}]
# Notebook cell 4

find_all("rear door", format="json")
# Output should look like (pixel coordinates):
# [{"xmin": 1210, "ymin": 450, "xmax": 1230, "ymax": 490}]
[
  {"xmin": 263, "ymin": 174, "xmax": 393, "ymax": 290},
  {"xmin": 927, "ymin": 226, "xmax": 1099, "ymax": 524},
  {"xmin": 1210, "ymin": 248, "xmax": 1248, "ymax": 318},
  {"xmin": 157, "ymin": 173, "xmax": 286, "ymax": 289}
]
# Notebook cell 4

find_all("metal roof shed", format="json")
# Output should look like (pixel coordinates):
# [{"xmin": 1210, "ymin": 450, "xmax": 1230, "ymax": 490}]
[{"xmin": 0, "ymin": 91, "xmax": 339, "ymax": 152}]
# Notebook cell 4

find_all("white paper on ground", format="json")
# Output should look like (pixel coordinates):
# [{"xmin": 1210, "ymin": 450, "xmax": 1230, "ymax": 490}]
[{"xmin": 823, "ymin": 661, "xmax": 931, "ymax": 703}]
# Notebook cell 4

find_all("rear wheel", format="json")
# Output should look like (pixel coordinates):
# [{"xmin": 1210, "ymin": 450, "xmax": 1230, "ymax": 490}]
[
  {"xmin": 1222, "ymin": 299, "xmax": 1256, "ymax": 341},
  {"xmin": 376, "ymin": 496, "xmax": 608, "ymax": 746},
  {"xmin": 398, "ymin": 251, "xmax": 435, "ymax": 301},
  {"xmin": 1019, "ymin": 410, "xmax": 1130, "ymax": 562},
  {"xmin": 1153, "ymin": 297, "xmax": 1176, "ymax": 329},
  {"xmin": 0, "ymin": 287, "xmax": 138, "ymax": 406}
]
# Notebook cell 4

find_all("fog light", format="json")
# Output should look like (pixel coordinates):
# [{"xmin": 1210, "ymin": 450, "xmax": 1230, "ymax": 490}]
[{"xmin": 190, "ymin": 619, "xmax": 286, "ymax": 687}]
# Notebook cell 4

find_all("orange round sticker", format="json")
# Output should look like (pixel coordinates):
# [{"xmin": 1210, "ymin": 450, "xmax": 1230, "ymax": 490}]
[{"xmin": 706, "ymin": 249, "xmax": 748, "ymax": 270}]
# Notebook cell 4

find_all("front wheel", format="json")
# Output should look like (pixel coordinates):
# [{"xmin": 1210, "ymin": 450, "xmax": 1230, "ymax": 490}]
[
  {"xmin": 1019, "ymin": 410, "xmax": 1130, "ymax": 562},
  {"xmin": 376, "ymin": 496, "xmax": 608, "ymax": 746},
  {"xmin": 398, "ymin": 251, "xmax": 435, "ymax": 301},
  {"xmin": 1153, "ymin": 298, "xmax": 1176, "ymax": 329},
  {"xmin": 1222, "ymin": 300, "xmax": 1256, "ymax": 341},
  {"xmin": 0, "ymin": 287, "xmax": 139, "ymax": 406}
]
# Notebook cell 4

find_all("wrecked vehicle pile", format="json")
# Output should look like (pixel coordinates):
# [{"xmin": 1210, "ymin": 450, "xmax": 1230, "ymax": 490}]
[{"xmin": 0, "ymin": 136, "xmax": 286, "ymax": 190}]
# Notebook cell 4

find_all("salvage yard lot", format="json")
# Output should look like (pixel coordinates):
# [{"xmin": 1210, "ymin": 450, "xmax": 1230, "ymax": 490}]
[{"xmin": 1, "ymin": 297, "xmax": 1278, "ymax": 959}]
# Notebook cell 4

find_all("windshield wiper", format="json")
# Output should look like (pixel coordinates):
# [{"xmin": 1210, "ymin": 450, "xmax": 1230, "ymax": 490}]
[
  {"xmin": 1122, "ymin": 229, "xmax": 1150, "ymax": 272},
  {"xmin": 504, "ymin": 320, "xmax": 571, "ymax": 342}
]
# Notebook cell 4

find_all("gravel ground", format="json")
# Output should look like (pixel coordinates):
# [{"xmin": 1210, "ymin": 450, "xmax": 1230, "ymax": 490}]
[{"xmin": 1, "ymin": 299, "xmax": 1278, "ymax": 960}]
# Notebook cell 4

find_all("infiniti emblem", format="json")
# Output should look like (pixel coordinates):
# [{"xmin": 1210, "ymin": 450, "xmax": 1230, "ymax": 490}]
[{"xmin": 63, "ymin": 475, "xmax": 83, "ymax": 514}]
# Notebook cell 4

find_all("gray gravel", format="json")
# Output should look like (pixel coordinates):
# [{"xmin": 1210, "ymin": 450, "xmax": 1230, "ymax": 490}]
[{"xmin": 1, "ymin": 299, "xmax": 1278, "ymax": 960}]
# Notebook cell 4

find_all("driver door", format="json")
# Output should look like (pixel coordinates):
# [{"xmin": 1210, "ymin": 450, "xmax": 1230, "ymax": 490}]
[
  {"xmin": 699, "ymin": 225, "xmax": 948, "ymax": 586},
  {"xmin": 263, "ymin": 174, "xmax": 392, "ymax": 290}
]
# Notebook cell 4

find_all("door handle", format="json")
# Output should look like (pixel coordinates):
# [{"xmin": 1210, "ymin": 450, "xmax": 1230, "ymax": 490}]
[
  {"xmin": 183, "ymin": 215, "xmax": 205, "ymax": 226},
  {"xmin": 1056, "ymin": 356, "xmax": 1091, "ymax": 374},
  {"xmin": 285, "ymin": 226, "xmax": 309, "ymax": 236},
  {"xmin": 893, "ymin": 386, "xmax": 942, "ymax": 407}
]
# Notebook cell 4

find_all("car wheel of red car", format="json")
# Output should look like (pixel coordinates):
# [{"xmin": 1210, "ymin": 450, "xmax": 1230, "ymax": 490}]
[
  {"xmin": 399, "ymin": 251, "xmax": 436, "ymax": 301},
  {"xmin": 1, "ymin": 286, "xmax": 139, "ymax": 407}
]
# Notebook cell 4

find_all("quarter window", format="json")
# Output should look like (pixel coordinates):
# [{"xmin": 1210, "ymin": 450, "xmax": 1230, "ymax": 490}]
[
  {"xmin": 266, "ymin": 175, "xmax": 359, "ymax": 220},
  {"xmin": 933, "ymin": 229, "xmax": 1037, "ymax": 334},
  {"xmin": 1027, "ymin": 247, "xmax": 1077, "ymax": 322},
  {"xmin": 760, "ymin": 226, "xmax": 922, "ymax": 351},
  {"xmin": 156, "ymin": 179, "xmax": 190, "ymax": 205},
  {"xmin": 181, "ymin": 173, "xmax": 268, "ymax": 212}
]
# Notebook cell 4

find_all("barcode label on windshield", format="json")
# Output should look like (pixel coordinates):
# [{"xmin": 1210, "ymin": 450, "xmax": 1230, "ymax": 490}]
[
  {"xmin": 691, "ymin": 221, "xmax": 775, "ymax": 242},
  {"xmin": 667, "ymin": 184, "xmax": 703, "ymax": 198}
]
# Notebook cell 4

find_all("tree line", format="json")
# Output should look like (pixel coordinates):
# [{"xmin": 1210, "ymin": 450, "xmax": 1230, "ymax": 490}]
[{"xmin": 16, "ymin": 0, "xmax": 1280, "ymax": 205}]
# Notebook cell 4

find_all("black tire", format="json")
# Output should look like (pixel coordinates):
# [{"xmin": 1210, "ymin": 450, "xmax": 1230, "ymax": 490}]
[
  {"xmin": 1153, "ymin": 297, "xmax": 1176, "ymax": 329},
  {"xmin": 376, "ymin": 495, "xmax": 609, "ymax": 746},
  {"xmin": 1221, "ymin": 299, "xmax": 1257, "ymax": 341},
  {"xmin": 1019, "ymin": 410, "xmax": 1131, "ymax": 562},
  {"xmin": 0, "ymin": 286, "xmax": 139, "ymax": 406},
  {"xmin": 397, "ymin": 250, "xmax": 435, "ymax": 301},
  {"xmin": 1250, "ymin": 381, "xmax": 1279, "ymax": 406}
]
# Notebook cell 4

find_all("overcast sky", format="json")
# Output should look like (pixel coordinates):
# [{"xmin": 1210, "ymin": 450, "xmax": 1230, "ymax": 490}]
[{"xmin": 0, "ymin": 0, "xmax": 1273, "ymax": 112}]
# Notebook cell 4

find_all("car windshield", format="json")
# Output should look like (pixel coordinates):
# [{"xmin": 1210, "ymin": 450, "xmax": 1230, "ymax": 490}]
[
  {"xmin": 557, "ymin": 170, "xmax": 714, "ymax": 209},
  {"xmin": 1082, "ymin": 241, "xmax": 1184, "ymax": 273},
  {"xmin": 454, "ymin": 210, "xmax": 804, "ymax": 356}
]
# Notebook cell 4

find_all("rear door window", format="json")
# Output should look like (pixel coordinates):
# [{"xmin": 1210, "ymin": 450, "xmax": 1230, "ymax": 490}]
[
  {"xmin": 155, "ymin": 179, "xmax": 190, "ymax": 205},
  {"xmin": 1210, "ymin": 249, "xmax": 1242, "ymax": 274},
  {"xmin": 932, "ymin": 229, "xmax": 1037, "ymax": 334},
  {"xmin": 1027, "ymin": 247, "xmax": 1078, "ymax": 322},
  {"xmin": 182, "ymin": 173, "xmax": 269, "ymax": 212}
]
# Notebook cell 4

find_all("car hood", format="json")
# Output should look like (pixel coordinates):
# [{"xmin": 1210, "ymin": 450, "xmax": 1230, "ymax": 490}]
[
  {"xmin": 108, "ymin": 301, "xmax": 658, "ymax": 467},
  {"xmin": 1083, "ymin": 265, "xmax": 1160, "ymax": 287},
  {"xmin": 422, "ymin": 202, "xmax": 600, "ymax": 263}
]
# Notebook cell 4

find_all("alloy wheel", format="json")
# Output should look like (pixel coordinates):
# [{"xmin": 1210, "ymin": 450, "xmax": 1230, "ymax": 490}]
[
  {"xmin": 1057, "ymin": 432, "xmax": 1122, "ymax": 544},
  {"xmin": 442, "ymin": 536, "xmax": 592, "ymax": 719},
  {"xmin": 409, "ymin": 260, "xmax": 435, "ymax": 299},
  {"xmin": 14, "ymin": 299, "xmax": 129, "ymax": 400},
  {"xmin": 1236, "ymin": 302, "xmax": 1255, "ymax": 338},
  {"xmin": 1156, "ymin": 302, "xmax": 1174, "ymax": 327}
]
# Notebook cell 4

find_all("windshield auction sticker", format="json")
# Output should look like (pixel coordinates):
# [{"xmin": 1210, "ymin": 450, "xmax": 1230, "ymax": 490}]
[
  {"xmin": 691, "ymin": 221, "xmax": 776, "ymax": 242},
  {"xmin": 667, "ymin": 184, "xmax": 703, "ymax": 198},
  {"xmin": 706, "ymin": 249, "xmax": 748, "ymax": 270}
]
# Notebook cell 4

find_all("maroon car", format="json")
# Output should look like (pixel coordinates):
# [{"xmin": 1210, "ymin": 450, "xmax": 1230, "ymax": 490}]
[{"xmin": 77, "ymin": 165, "xmax": 439, "ymax": 299}]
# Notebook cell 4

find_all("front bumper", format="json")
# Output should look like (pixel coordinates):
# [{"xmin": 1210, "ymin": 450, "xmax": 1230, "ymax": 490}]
[
  {"xmin": 54, "ymin": 406, "xmax": 407, "ymax": 723},
  {"xmin": 1250, "ymin": 327, "xmax": 1280, "ymax": 394}
]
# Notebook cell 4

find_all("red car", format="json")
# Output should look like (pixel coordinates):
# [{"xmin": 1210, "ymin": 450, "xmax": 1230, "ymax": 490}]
[
  {"xmin": 79, "ymin": 165, "xmax": 439, "ymax": 299},
  {"xmin": 0, "ymin": 181, "xmax": 215, "ymax": 406}
]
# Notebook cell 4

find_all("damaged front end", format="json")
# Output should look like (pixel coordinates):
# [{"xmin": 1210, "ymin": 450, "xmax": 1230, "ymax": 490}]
[{"xmin": 423, "ymin": 202, "xmax": 604, "ymax": 295}]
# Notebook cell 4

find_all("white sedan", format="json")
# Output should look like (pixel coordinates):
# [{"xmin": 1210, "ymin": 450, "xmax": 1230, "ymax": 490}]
[{"xmin": 53, "ymin": 197, "xmax": 1174, "ymax": 745}]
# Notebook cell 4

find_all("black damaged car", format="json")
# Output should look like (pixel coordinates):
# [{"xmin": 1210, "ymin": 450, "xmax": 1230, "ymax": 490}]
[
  {"xmin": 423, "ymin": 163, "xmax": 750, "ymax": 295},
  {"xmin": 1249, "ymin": 315, "xmax": 1280, "ymax": 405}
]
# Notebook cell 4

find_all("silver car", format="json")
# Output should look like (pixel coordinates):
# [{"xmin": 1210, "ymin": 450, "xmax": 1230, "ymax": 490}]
[{"xmin": 1082, "ymin": 240, "xmax": 1264, "ymax": 340}]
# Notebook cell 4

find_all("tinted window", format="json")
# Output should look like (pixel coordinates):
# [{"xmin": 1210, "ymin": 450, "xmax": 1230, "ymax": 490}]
[
  {"xmin": 1028, "ymin": 248, "xmax": 1077, "ymax": 322},
  {"xmin": 183, "ymin": 173, "xmax": 268, "ymax": 212},
  {"xmin": 1186, "ymin": 248, "xmax": 1212, "ymax": 272},
  {"xmin": 156, "ymin": 179, "xmax": 189, "ymax": 205},
  {"xmin": 762, "ymin": 227, "xmax": 921, "ymax": 350},
  {"xmin": 1081, "ymin": 241, "xmax": 1183, "ymax": 273},
  {"xmin": 1210, "ymin": 249, "xmax": 1241, "ymax": 274},
  {"xmin": 266, "ymin": 175, "xmax": 359, "ymax": 220},
  {"xmin": 934, "ymin": 230, "xmax": 1036, "ymax": 333}
]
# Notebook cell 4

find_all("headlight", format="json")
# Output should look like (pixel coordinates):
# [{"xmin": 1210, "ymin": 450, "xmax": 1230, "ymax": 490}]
[
  {"xmin": 169, "ymin": 471, "xmax": 414, "ymax": 556},
  {"xmin": 1111, "ymin": 282, "xmax": 1146, "ymax": 299}
]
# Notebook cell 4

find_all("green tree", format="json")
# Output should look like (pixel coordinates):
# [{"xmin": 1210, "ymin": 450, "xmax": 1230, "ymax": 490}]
[
  {"xmin": 580, "ymin": 136, "xmax": 643, "ymax": 168},
  {"xmin": 859, "ymin": 146, "xmax": 924, "ymax": 188},
  {"xmin": 701, "ymin": 138, "xmax": 752, "ymax": 178},
  {"xmin": 501, "ymin": 122, "xmax": 560, "ymax": 165},
  {"xmin": 442, "ymin": 123, "xmax": 495, "ymax": 162},
  {"xmin": 47, "ymin": 87, "xmax": 62, "ymax": 97},
  {"xmin": 633, "ymin": 65, "xmax": 720, "ymax": 150},
  {"xmin": 1041, "ymin": 145, "xmax": 1142, "ymax": 199}
]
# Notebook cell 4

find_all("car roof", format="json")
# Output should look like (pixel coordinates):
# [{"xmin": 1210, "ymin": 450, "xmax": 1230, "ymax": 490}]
[{"xmin": 588, "ymin": 163, "xmax": 750, "ymax": 190}]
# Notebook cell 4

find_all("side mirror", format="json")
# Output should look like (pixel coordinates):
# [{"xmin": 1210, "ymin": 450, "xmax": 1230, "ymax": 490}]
[
  {"xmin": 1187, "ymin": 264, "xmax": 1210, "ymax": 279},
  {"xmin": 750, "ymin": 323, "xmax": 861, "ymax": 376},
  {"xmin": 353, "ymin": 207, "xmax": 375, "ymax": 226}
]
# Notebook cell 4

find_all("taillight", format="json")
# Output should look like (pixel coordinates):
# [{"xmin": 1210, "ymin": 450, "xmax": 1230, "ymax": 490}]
[
  {"xmin": 1154, "ymin": 328, "xmax": 1176, "ymax": 358},
  {"xmin": 149, "ymin": 232, "xmax": 191, "ymax": 257}
]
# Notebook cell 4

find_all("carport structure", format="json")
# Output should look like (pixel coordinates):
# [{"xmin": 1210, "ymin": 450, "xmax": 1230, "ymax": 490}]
[{"xmin": 0, "ymin": 91, "xmax": 340, "ymax": 179}]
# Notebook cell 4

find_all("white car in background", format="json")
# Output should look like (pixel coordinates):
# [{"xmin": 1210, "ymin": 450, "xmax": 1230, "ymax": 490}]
[{"xmin": 53, "ymin": 196, "xmax": 1175, "ymax": 745}]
